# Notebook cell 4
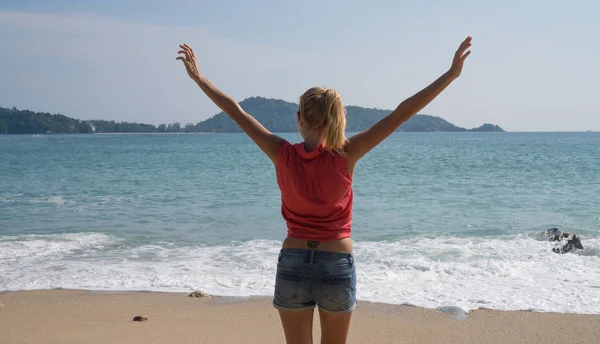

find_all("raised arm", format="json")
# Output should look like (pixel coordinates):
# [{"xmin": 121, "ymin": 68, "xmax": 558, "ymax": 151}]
[
  {"xmin": 345, "ymin": 36, "xmax": 472, "ymax": 164},
  {"xmin": 176, "ymin": 44, "xmax": 284, "ymax": 164}
]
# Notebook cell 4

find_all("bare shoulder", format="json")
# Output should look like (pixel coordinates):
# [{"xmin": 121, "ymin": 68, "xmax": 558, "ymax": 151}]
[
  {"xmin": 272, "ymin": 137, "xmax": 291, "ymax": 164},
  {"xmin": 343, "ymin": 140, "xmax": 360, "ymax": 177},
  {"xmin": 343, "ymin": 135, "xmax": 364, "ymax": 163}
]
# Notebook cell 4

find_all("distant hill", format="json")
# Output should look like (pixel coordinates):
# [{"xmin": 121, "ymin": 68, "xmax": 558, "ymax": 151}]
[
  {"xmin": 0, "ymin": 98, "xmax": 504, "ymax": 134},
  {"xmin": 196, "ymin": 97, "xmax": 504, "ymax": 133},
  {"xmin": 0, "ymin": 107, "xmax": 157, "ymax": 134},
  {"xmin": 469, "ymin": 123, "xmax": 505, "ymax": 132}
]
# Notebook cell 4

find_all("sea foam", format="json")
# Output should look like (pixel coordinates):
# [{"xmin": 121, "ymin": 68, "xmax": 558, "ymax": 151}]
[{"xmin": 1, "ymin": 232, "xmax": 599, "ymax": 314}]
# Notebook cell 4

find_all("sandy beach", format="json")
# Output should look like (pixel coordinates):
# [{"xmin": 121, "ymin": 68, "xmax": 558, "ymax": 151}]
[{"xmin": 1, "ymin": 290, "xmax": 598, "ymax": 344}]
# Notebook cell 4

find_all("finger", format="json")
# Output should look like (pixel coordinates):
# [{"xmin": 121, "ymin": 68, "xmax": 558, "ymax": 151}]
[
  {"xmin": 457, "ymin": 42, "xmax": 472, "ymax": 54},
  {"xmin": 460, "ymin": 50, "xmax": 471, "ymax": 61},
  {"xmin": 456, "ymin": 36, "xmax": 472, "ymax": 54},
  {"xmin": 178, "ymin": 49, "xmax": 191, "ymax": 61},
  {"xmin": 176, "ymin": 56, "xmax": 188, "ymax": 67},
  {"xmin": 456, "ymin": 45, "xmax": 472, "ymax": 57},
  {"xmin": 183, "ymin": 43, "xmax": 195, "ymax": 58},
  {"xmin": 461, "ymin": 36, "xmax": 472, "ymax": 47},
  {"xmin": 176, "ymin": 57, "xmax": 195, "ymax": 73},
  {"xmin": 176, "ymin": 56, "xmax": 192, "ymax": 66},
  {"xmin": 179, "ymin": 44, "xmax": 194, "ymax": 58}
]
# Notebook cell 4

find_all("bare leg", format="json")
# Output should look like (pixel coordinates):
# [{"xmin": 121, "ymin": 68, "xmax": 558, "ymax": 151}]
[
  {"xmin": 278, "ymin": 308, "xmax": 315, "ymax": 344},
  {"xmin": 318, "ymin": 308, "xmax": 353, "ymax": 344}
]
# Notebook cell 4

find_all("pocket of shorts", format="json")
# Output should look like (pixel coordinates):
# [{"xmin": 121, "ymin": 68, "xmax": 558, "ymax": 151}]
[
  {"xmin": 275, "ymin": 271, "xmax": 302, "ymax": 302},
  {"xmin": 339, "ymin": 255, "xmax": 354, "ymax": 270},
  {"xmin": 320, "ymin": 276, "xmax": 352, "ymax": 306}
]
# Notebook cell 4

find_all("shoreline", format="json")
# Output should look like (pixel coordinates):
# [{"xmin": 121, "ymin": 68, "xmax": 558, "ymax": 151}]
[
  {"xmin": 1, "ymin": 287, "xmax": 598, "ymax": 316},
  {"xmin": 2, "ymin": 289, "xmax": 599, "ymax": 344},
  {"xmin": 3, "ymin": 230, "xmax": 599, "ymax": 315}
]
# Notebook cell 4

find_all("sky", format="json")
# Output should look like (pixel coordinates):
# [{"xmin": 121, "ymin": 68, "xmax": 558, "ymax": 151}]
[{"xmin": 0, "ymin": 0, "xmax": 598, "ymax": 131}]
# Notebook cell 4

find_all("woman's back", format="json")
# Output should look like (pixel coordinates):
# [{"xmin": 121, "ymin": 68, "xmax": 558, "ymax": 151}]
[{"xmin": 276, "ymin": 141, "xmax": 353, "ymax": 242}]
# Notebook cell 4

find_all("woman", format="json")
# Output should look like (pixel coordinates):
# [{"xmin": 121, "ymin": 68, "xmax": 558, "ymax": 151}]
[{"xmin": 177, "ymin": 36, "xmax": 472, "ymax": 344}]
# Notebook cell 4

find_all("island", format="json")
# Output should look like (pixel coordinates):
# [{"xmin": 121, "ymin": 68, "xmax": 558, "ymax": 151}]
[{"xmin": 0, "ymin": 97, "xmax": 504, "ymax": 134}]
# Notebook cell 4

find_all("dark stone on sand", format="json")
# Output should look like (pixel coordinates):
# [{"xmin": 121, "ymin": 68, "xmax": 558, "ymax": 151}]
[
  {"xmin": 189, "ymin": 291, "xmax": 211, "ymax": 298},
  {"xmin": 132, "ymin": 316, "xmax": 148, "ymax": 322},
  {"xmin": 547, "ymin": 228, "xmax": 584, "ymax": 254}
]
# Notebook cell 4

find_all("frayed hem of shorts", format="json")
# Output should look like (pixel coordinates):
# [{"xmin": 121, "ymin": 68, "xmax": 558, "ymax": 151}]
[
  {"xmin": 317, "ymin": 303, "xmax": 356, "ymax": 314},
  {"xmin": 272, "ymin": 301, "xmax": 316, "ymax": 312}
]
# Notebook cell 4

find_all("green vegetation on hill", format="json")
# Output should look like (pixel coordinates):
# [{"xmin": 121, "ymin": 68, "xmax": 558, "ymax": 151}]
[
  {"xmin": 196, "ymin": 97, "xmax": 504, "ymax": 133},
  {"xmin": 0, "ymin": 107, "xmax": 91, "ymax": 134},
  {"xmin": 345, "ymin": 105, "xmax": 466, "ymax": 132},
  {"xmin": 469, "ymin": 123, "xmax": 504, "ymax": 132},
  {"xmin": 0, "ymin": 97, "xmax": 504, "ymax": 134},
  {"xmin": 0, "ymin": 107, "xmax": 180, "ymax": 134}
]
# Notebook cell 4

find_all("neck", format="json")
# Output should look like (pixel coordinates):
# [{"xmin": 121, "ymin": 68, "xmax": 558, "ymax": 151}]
[{"xmin": 303, "ymin": 138, "xmax": 322, "ymax": 152}]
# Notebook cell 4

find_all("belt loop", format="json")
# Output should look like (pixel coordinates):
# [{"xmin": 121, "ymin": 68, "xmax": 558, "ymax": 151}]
[{"xmin": 309, "ymin": 250, "xmax": 316, "ymax": 265}]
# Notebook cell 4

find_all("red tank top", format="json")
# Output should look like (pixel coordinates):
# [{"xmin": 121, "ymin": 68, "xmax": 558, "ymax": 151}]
[{"xmin": 275, "ymin": 141, "xmax": 353, "ymax": 241}]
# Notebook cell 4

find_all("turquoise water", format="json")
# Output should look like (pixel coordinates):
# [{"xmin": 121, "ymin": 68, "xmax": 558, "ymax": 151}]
[{"xmin": 1, "ymin": 132, "xmax": 599, "ymax": 313}]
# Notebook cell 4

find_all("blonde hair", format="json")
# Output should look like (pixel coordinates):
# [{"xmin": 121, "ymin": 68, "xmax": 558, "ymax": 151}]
[{"xmin": 298, "ymin": 87, "xmax": 347, "ymax": 155}]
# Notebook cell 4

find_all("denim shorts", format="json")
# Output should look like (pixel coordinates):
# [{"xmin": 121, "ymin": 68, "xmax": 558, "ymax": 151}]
[{"xmin": 273, "ymin": 248, "xmax": 357, "ymax": 313}]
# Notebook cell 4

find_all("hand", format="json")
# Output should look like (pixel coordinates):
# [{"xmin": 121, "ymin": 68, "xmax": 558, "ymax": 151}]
[
  {"xmin": 176, "ymin": 44, "xmax": 202, "ymax": 82},
  {"xmin": 448, "ymin": 36, "xmax": 472, "ymax": 79}
]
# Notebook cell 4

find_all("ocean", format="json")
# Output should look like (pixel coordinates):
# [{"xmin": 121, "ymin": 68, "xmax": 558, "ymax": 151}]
[{"xmin": 1, "ymin": 132, "xmax": 599, "ymax": 314}]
